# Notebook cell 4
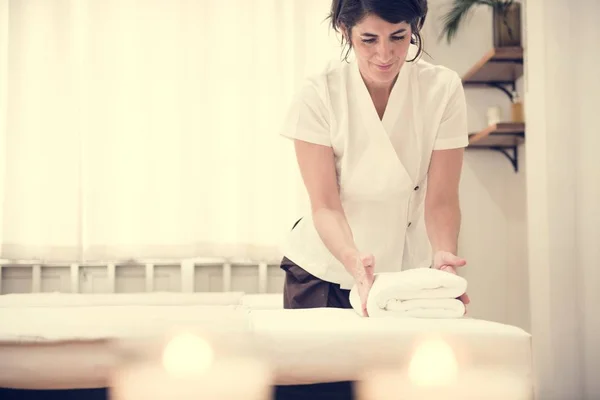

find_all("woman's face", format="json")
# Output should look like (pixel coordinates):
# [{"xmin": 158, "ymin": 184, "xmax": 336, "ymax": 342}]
[{"xmin": 348, "ymin": 14, "xmax": 412, "ymax": 88}]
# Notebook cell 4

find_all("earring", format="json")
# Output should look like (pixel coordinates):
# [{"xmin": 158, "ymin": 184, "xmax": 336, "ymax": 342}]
[{"xmin": 410, "ymin": 33, "xmax": 417, "ymax": 45}]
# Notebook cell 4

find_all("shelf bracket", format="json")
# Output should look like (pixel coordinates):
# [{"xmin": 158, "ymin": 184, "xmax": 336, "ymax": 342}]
[
  {"xmin": 491, "ymin": 145, "xmax": 519, "ymax": 172},
  {"xmin": 488, "ymin": 82, "xmax": 516, "ymax": 100}
]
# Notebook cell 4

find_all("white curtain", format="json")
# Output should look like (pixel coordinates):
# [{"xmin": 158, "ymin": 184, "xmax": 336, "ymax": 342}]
[
  {"xmin": 0, "ymin": 0, "xmax": 341, "ymax": 263},
  {"xmin": 525, "ymin": 0, "xmax": 600, "ymax": 399}
]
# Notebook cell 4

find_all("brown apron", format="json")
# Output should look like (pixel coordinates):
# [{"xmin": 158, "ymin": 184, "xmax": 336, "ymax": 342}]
[
  {"xmin": 280, "ymin": 217, "xmax": 352, "ymax": 310},
  {"xmin": 281, "ymin": 256, "xmax": 352, "ymax": 309}
]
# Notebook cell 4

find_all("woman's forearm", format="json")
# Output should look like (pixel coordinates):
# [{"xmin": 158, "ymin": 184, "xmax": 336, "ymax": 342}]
[
  {"xmin": 312, "ymin": 207, "xmax": 365, "ymax": 280},
  {"xmin": 424, "ymin": 199, "xmax": 461, "ymax": 255}
]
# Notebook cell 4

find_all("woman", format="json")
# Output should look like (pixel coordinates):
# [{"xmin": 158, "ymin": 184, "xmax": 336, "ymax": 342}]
[{"xmin": 280, "ymin": 0, "xmax": 470, "ymax": 318}]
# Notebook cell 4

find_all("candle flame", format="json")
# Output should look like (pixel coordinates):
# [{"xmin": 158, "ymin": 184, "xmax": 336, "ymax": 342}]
[
  {"xmin": 162, "ymin": 332, "xmax": 214, "ymax": 378},
  {"xmin": 408, "ymin": 338, "xmax": 458, "ymax": 387}
]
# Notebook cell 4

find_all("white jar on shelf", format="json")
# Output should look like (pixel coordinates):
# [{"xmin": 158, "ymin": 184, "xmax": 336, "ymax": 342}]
[{"xmin": 486, "ymin": 106, "xmax": 502, "ymax": 126}]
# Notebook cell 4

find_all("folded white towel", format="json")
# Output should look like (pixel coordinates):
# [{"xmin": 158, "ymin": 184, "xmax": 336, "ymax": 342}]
[
  {"xmin": 349, "ymin": 268, "xmax": 468, "ymax": 318},
  {"xmin": 383, "ymin": 298, "xmax": 466, "ymax": 318}
]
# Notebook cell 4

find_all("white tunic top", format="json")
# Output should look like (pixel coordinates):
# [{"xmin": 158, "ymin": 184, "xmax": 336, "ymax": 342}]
[{"xmin": 280, "ymin": 57, "xmax": 468, "ymax": 289}]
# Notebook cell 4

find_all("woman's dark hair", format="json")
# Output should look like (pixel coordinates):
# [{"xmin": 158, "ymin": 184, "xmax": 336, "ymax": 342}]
[{"xmin": 328, "ymin": 0, "xmax": 428, "ymax": 62}]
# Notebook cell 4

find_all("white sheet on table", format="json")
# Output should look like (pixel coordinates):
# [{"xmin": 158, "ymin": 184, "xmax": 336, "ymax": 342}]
[
  {"xmin": 0, "ymin": 305, "xmax": 249, "ymax": 342},
  {"xmin": 240, "ymin": 294, "xmax": 283, "ymax": 309},
  {"xmin": 249, "ymin": 308, "xmax": 532, "ymax": 386},
  {"xmin": 0, "ymin": 292, "xmax": 245, "ymax": 308}
]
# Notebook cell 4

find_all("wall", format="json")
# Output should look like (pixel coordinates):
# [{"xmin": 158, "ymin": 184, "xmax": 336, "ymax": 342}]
[{"xmin": 421, "ymin": 0, "xmax": 530, "ymax": 331}]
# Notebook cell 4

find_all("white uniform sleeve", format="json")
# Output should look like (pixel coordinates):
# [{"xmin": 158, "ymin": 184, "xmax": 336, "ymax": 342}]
[
  {"xmin": 279, "ymin": 80, "xmax": 331, "ymax": 147},
  {"xmin": 433, "ymin": 73, "xmax": 469, "ymax": 150}
]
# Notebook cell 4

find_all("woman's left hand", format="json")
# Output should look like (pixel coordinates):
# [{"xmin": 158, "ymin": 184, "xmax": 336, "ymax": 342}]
[{"xmin": 432, "ymin": 251, "xmax": 470, "ymax": 309}]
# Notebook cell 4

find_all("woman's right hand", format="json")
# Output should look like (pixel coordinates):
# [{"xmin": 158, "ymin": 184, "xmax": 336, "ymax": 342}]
[{"xmin": 343, "ymin": 252, "xmax": 375, "ymax": 317}]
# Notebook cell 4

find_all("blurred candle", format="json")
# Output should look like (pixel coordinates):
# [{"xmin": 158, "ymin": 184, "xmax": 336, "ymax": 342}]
[
  {"xmin": 110, "ymin": 332, "xmax": 273, "ymax": 400},
  {"xmin": 407, "ymin": 338, "xmax": 458, "ymax": 387},
  {"xmin": 162, "ymin": 332, "xmax": 214, "ymax": 378},
  {"xmin": 358, "ymin": 368, "xmax": 532, "ymax": 400},
  {"xmin": 357, "ymin": 338, "xmax": 532, "ymax": 400}
]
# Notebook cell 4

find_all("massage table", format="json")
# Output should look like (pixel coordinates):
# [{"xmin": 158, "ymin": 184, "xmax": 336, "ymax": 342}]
[
  {"xmin": 0, "ymin": 292, "xmax": 250, "ymax": 391},
  {"xmin": 0, "ymin": 292, "xmax": 533, "ymax": 399},
  {"xmin": 250, "ymin": 308, "xmax": 533, "ymax": 399}
]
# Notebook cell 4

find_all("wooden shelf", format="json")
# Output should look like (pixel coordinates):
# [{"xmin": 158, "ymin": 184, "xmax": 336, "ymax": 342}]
[
  {"xmin": 462, "ymin": 47, "xmax": 524, "ymax": 86},
  {"xmin": 461, "ymin": 47, "xmax": 525, "ymax": 172},
  {"xmin": 467, "ymin": 122, "xmax": 525, "ymax": 172},
  {"xmin": 468, "ymin": 122, "xmax": 525, "ymax": 146}
]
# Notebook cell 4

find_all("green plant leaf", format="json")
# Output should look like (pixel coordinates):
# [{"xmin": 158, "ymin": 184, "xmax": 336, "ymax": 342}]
[{"xmin": 439, "ymin": 0, "xmax": 504, "ymax": 44}]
